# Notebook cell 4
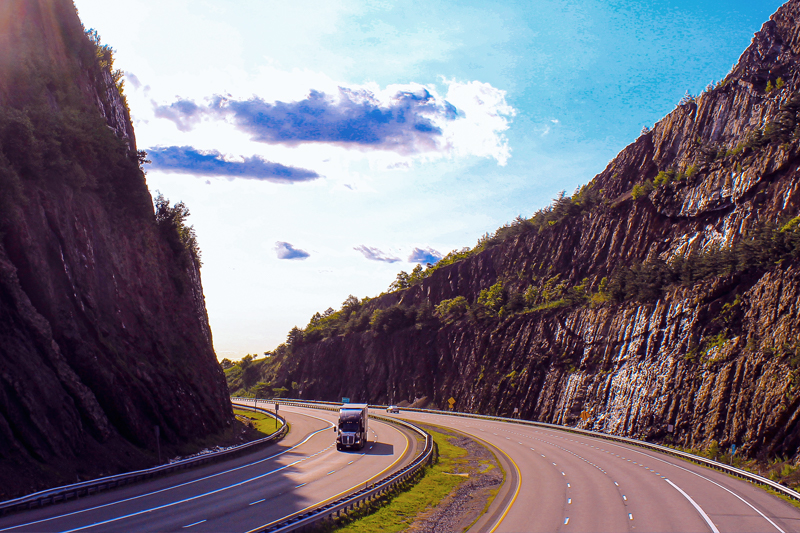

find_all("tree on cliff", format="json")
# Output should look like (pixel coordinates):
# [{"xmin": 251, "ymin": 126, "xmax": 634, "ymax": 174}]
[{"xmin": 154, "ymin": 192, "xmax": 202, "ymax": 267}]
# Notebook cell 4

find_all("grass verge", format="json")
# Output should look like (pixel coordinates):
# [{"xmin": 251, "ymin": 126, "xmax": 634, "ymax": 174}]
[
  {"xmin": 326, "ymin": 426, "xmax": 488, "ymax": 533},
  {"xmin": 233, "ymin": 407, "xmax": 284, "ymax": 436}
]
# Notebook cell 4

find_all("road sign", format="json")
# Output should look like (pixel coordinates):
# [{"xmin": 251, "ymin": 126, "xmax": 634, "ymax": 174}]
[
  {"xmin": 275, "ymin": 404, "xmax": 279, "ymax": 413},
  {"xmin": 580, "ymin": 411, "xmax": 589, "ymax": 421},
  {"xmin": 448, "ymin": 397, "xmax": 456, "ymax": 409},
  {"xmin": 342, "ymin": 397, "xmax": 350, "ymax": 403}
]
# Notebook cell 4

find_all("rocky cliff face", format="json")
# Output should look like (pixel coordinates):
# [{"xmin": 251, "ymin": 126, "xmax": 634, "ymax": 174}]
[
  {"xmin": 0, "ymin": 0, "xmax": 231, "ymax": 496},
  {"xmin": 275, "ymin": 0, "xmax": 800, "ymax": 460}
]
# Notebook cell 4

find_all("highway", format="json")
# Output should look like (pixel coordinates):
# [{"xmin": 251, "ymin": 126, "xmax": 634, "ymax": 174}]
[
  {"xmin": 388, "ymin": 409, "xmax": 800, "ymax": 533},
  {"xmin": 0, "ymin": 405, "xmax": 417, "ymax": 533}
]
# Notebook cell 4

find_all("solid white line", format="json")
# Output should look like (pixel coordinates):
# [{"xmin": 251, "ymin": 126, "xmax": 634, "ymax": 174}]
[
  {"xmin": 182, "ymin": 520, "xmax": 206, "ymax": 528},
  {"xmin": 665, "ymin": 479, "xmax": 719, "ymax": 533}
]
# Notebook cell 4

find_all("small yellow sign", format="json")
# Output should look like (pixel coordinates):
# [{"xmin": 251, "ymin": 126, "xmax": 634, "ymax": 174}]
[
  {"xmin": 581, "ymin": 411, "xmax": 589, "ymax": 421},
  {"xmin": 448, "ymin": 397, "xmax": 456, "ymax": 406}
]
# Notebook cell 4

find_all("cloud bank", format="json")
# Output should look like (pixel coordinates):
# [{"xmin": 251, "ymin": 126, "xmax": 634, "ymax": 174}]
[
  {"xmin": 147, "ymin": 146, "xmax": 320, "ymax": 183},
  {"xmin": 354, "ymin": 245, "xmax": 401, "ymax": 263},
  {"xmin": 408, "ymin": 247, "xmax": 442, "ymax": 264},
  {"xmin": 153, "ymin": 80, "xmax": 515, "ymax": 165},
  {"xmin": 275, "ymin": 242, "xmax": 310, "ymax": 260}
]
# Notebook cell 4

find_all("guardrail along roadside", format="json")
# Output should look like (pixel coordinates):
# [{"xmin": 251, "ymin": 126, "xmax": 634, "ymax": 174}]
[{"xmin": 0, "ymin": 403, "xmax": 286, "ymax": 517}]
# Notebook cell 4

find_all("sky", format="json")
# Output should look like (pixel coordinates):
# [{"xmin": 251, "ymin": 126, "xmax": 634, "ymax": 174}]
[{"xmin": 72, "ymin": 0, "xmax": 785, "ymax": 360}]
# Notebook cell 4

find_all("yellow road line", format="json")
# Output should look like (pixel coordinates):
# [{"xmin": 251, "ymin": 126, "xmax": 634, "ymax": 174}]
[
  {"xmin": 487, "ymin": 443, "xmax": 521, "ymax": 533},
  {"xmin": 439, "ymin": 427, "xmax": 521, "ymax": 533}
]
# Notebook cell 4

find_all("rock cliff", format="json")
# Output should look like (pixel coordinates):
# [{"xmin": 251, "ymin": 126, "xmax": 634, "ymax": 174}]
[
  {"xmin": 0, "ymin": 0, "xmax": 231, "ymax": 497},
  {"xmin": 270, "ymin": 0, "xmax": 800, "ymax": 461}
]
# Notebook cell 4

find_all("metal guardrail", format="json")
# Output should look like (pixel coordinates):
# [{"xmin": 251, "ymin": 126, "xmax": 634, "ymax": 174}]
[
  {"xmin": 269, "ymin": 397, "xmax": 800, "ymax": 502},
  {"xmin": 245, "ymin": 399, "xmax": 434, "ymax": 533},
  {"xmin": 0, "ymin": 402, "xmax": 287, "ymax": 516}
]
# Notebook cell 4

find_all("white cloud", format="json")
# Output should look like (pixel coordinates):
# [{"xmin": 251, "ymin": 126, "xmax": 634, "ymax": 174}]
[{"xmin": 440, "ymin": 79, "xmax": 516, "ymax": 166}]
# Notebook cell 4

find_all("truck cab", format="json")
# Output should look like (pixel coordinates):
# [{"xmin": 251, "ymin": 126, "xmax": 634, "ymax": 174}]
[{"xmin": 336, "ymin": 404, "xmax": 368, "ymax": 451}]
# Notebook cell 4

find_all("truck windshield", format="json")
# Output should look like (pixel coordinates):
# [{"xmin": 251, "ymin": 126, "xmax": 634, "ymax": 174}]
[{"xmin": 340, "ymin": 422, "xmax": 360, "ymax": 432}]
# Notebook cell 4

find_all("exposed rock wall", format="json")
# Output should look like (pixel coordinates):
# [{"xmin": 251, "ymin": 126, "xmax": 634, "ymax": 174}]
[
  {"xmin": 280, "ymin": 0, "xmax": 800, "ymax": 459},
  {"xmin": 0, "ymin": 0, "xmax": 231, "ymax": 496}
]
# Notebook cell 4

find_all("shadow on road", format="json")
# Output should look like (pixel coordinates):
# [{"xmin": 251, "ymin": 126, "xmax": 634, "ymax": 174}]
[{"xmin": 365, "ymin": 442, "xmax": 394, "ymax": 456}]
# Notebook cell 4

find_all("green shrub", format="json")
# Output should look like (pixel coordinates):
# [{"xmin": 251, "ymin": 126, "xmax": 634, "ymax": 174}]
[
  {"xmin": 435, "ymin": 296, "xmax": 469, "ymax": 322},
  {"xmin": 476, "ymin": 281, "xmax": 505, "ymax": 314},
  {"xmin": 370, "ymin": 305, "xmax": 417, "ymax": 334},
  {"xmin": 631, "ymin": 179, "xmax": 654, "ymax": 200},
  {"xmin": 654, "ymin": 169, "xmax": 676, "ymax": 187}
]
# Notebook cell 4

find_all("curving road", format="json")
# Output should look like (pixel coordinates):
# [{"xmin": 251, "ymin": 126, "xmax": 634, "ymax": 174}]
[
  {"xmin": 0, "ymin": 405, "xmax": 416, "ymax": 533},
  {"xmin": 388, "ymin": 409, "xmax": 800, "ymax": 533}
]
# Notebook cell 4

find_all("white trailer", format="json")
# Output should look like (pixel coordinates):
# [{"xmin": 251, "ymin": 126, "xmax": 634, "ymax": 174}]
[{"xmin": 336, "ymin": 404, "xmax": 369, "ymax": 451}]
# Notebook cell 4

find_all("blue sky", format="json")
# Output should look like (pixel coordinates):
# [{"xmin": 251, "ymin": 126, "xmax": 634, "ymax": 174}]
[{"xmin": 73, "ymin": 0, "xmax": 784, "ymax": 359}]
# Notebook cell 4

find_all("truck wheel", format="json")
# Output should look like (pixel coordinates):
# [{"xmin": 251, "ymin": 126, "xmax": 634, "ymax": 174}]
[{"xmin": 336, "ymin": 443, "xmax": 342, "ymax": 451}]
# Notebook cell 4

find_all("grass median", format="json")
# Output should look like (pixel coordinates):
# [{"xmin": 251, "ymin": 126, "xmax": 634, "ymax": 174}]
[{"xmin": 233, "ymin": 407, "xmax": 284, "ymax": 436}]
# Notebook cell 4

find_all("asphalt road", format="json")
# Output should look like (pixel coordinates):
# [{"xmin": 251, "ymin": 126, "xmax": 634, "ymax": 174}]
[
  {"xmin": 388, "ymin": 409, "xmax": 800, "ymax": 533},
  {"xmin": 0, "ymin": 405, "xmax": 416, "ymax": 533}
]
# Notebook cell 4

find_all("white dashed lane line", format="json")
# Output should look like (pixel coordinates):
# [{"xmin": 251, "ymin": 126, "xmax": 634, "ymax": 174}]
[{"xmin": 182, "ymin": 520, "xmax": 206, "ymax": 528}]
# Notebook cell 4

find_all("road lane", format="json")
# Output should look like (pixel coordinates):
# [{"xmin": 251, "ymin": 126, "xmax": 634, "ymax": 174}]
[
  {"xmin": 389, "ymin": 410, "xmax": 800, "ymax": 533},
  {"xmin": 0, "ymin": 405, "xmax": 414, "ymax": 533}
]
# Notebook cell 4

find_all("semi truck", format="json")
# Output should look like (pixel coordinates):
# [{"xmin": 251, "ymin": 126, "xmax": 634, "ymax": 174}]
[{"xmin": 336, "ymin": 404, "xmax": 369, "ymax": 451}]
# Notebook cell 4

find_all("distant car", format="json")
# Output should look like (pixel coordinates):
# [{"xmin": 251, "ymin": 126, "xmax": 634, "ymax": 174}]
[{"xmin": 387, "ymin": 405, "xmax": 399, "ymax": 413}]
